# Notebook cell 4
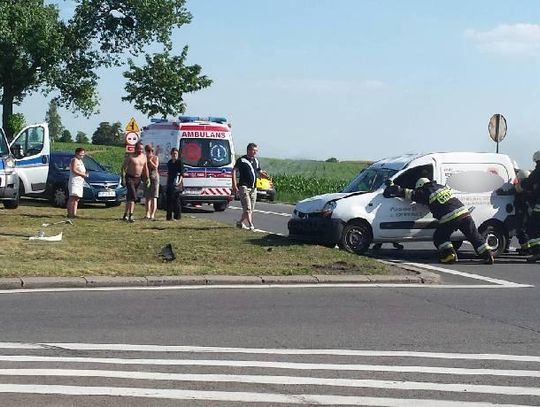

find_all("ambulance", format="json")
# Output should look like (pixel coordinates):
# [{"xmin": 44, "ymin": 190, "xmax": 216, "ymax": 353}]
[
  {"xmin": 288, "ymin": 152, "xmax": 519, "ymax": 257},
  {"xmin": 140, "ymin": 116, "xmax": 235, "ymax": 211},
  {"xmin": 0, "ymin": 123, "xmax": 50, "ymax": 209}
]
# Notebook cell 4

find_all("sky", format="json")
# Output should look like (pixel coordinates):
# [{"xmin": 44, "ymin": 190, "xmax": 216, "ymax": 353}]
[{"xmin": 16, "ymin": 0, "xmax": 540, "ymax": 169}]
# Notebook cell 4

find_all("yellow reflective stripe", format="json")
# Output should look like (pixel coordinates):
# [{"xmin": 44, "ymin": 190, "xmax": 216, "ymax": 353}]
[
  {"xmin": 437, "ymin": 241, "xmax": 453, "ymax": 251},
  {"xmin": 477, "ymin": 243, "xmax": 489, "ymax": 254},
  {"xmin": 439, "ymin": 207, "xmax": 469, "ymax": 224},
  {"xmin": 521, "ymin": 243, "xmax": 531, "ymax": 250},
  {"xmin": 534, "ymin": 205, "xmax": 540, "ymax": 213},
  {"xmin": 528, "ymin": 238, "xmax": 540, "ymax": 248}
]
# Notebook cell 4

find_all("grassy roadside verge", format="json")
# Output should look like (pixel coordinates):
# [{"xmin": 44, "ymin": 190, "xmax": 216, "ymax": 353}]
[{"xmin": 0, "ymin": 202, "xmax": 390, "ymax": 277}]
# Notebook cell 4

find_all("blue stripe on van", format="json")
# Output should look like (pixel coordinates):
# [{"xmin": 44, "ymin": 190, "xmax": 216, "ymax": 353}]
[{"xmin": 15, "ymin": 156, "xmax": 48, "ymax": 167}]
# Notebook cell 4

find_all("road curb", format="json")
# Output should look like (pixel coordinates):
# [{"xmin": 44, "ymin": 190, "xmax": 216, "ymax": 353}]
[{"xmin": 0, "ymin": 268, "xmax": 435, "ymax": 291}]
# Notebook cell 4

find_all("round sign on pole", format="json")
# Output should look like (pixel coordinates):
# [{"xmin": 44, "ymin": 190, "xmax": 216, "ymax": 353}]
[{"xmin": 488, "ymin": 114, "xmax": 507, "ymax": 142}]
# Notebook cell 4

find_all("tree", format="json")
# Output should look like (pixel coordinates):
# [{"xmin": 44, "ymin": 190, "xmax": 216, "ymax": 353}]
[
  {"xmin": 7, "ymin": 113, "xmax": 26, "ymax": 139},
  {"xmin": 92, "ymin": 122, "xmax": 123, "ymax": 146},
  {"xmin": 325, "ymin": 157, "xmax": 339, "ymax": 163},
  {"xmin": 75, "ymin": 131, "xmax": 89, "ymax": 144},
  {"xmin": 0, "ymin": 1, "xmax": 194, "ymax": 138},
  {"xmin": 123, "ymin": 48, "xmax": 212, "ymax": 118},
  {"xmin": 45, "ymin": 100, "xmax": 64, "ymax": 141},
  {"xmin": 59, "ymin": 129, "xmax": 73, "ymax": 142}
]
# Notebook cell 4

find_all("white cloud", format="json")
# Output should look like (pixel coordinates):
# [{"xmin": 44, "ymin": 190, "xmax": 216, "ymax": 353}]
[{"xmin": 465, "ymin": 23, "xmax": 540, "ymax": 56}]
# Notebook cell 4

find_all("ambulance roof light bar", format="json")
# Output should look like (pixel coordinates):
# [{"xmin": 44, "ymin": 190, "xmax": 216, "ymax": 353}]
[{"xmin": 178, "ymin": 115, "xmax": 227, "ymax": 124}]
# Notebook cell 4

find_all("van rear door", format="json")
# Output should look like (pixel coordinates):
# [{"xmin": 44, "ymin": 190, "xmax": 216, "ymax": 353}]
[{"xmin": 9, "ymin": 123, "xmax": 50, "ymax": 194}]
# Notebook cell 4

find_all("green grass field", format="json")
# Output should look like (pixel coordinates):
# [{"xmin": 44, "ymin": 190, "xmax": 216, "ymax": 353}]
[{"xmin": 53, "ymin": 142, "xmax": 370, "ymax": 202}]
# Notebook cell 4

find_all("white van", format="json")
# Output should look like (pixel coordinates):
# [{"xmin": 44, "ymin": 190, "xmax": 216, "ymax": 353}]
[
  {"xmin": 0, "ymin": 123, "xmax": 50, "ymax": 209},
  {"xmin": 140, "ymin": 116, "xmax": 235, "ymax": 211},
  {"xmin": 288, "ymin": 152, "xmax": 518, "ymax": 257}
]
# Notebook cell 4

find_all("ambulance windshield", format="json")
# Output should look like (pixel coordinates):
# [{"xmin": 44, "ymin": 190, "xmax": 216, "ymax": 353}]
[
  {"xmin": 180, "ymin": 139, "xmax": 232, "ymax": 167},
  {"xmin": 342, "ymin": 167, "xmax": 397, "ymax": 193}
]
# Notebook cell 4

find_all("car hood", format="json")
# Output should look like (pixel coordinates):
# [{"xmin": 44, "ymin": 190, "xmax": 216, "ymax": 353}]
[
  {"xmin": 87, "ymin": 171, "xmax": 120, "ymax": 183},
  {"xmin": 295, "ymin": 192, "xmax": 365, "ymax": 213}
]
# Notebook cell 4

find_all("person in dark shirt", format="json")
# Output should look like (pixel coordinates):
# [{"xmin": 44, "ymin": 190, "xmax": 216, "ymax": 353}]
[
  {"xmin": 166, "ymin": 147, "xmax": 184, "ymax": 221},
  {"xmin": 232, "ymin": 143, "xmax": 269, "ymax": 230},
  {"xmin": 523, "ymin": 151, "xmax": 540, "ymax": 262}
]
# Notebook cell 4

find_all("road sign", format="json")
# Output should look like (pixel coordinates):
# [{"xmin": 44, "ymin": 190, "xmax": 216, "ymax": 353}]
[
  {"xmin": 488, "ymin": 114, "xmax": 507, "ymax": 142},
  {"xmin": 125, "ymin": 131, "xmax": 139, "ymax": 153},
  {"xmin": 125, "ymin": 117, "xmax": 140, "ymax": 133}
]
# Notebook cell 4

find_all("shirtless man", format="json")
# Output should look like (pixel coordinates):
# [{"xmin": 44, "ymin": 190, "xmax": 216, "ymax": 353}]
[{"xmin": 121, "ymin": 141, "xmax": 149, "ymax": 222}]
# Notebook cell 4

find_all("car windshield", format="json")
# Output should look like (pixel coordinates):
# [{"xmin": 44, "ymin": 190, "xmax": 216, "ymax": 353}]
[
  {"xmin": 52, "ymin": 155, "xmax": 104, "ymax": 172},
  {"xmin": 0, "ymin": 130, "xmax": 8, "ymax": 157},
  {"xmin": 180, "ymin": 139, "xmax": 232, "ymax": 167},
  {"xmin": 342, "ymin": 167, "xmax": 398, "ymax": 193}
]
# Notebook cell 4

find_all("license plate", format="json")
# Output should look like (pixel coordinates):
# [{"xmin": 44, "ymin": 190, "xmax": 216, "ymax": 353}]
[
  {"xmin": 183, "ymin": 188, "xmax": 201, "ymax": 194},
  {"xmin": 98, "ymin": 191, "xmax": 116, "ymax": 198}
]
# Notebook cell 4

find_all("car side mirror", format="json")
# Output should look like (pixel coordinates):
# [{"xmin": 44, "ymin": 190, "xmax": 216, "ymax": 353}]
[{"xmin": 11, "ymin": 144, "xmax": 24, "ymax": 159}]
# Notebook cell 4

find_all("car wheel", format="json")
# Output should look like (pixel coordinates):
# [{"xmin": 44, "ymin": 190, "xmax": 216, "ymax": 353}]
[
  {"xmin": 339, "ymin": 222, "xmax": 372, "ymax": 255},
  {"xmin": 52, "ymin": 185, "xmax": 68, "ymax": 208},
  {"xmin": 268, "ymin": 191, "xmax": 276, "ymax": 202},
  {"xmin": 480, "ymin": 225, "xmax": 507, "ymax": 258},
  {"xmin": 452, "ymin": 240, "xmax": 463, "ymax": 251},
  {"xmin": 3, "ymin": 197, "xmax": 19, "ymax": 209},
  {"xmin": 213, "ymin": 202, "xmax": 228, "ymax": 212}
]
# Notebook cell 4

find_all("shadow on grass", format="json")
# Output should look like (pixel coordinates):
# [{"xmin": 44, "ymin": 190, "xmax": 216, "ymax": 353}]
[
  {"xmin": 0, "ymin": 232, "xmax": 32, "ymax": 238},
  {"xmin": 246, "ymin": 234, "xmax": 304, "ymax": 248}
]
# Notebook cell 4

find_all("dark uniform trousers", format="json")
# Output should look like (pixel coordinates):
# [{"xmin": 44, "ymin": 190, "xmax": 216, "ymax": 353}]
[
  {"xmin": 166, "ymin": 188, "xmax": 181, "ymax": 220},
  {"xmin": 434, "ymin": 215, "xmax": 489, "ymax": 256},
  {"xmin": 526, "ymin": 210, "xmax": 540, "ymax": 255}
]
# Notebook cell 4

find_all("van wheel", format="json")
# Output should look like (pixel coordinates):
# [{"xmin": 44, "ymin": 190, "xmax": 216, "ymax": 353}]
[
  {"xmin": 340, "ymin": 222, "xmax": 372, "ymax": 255},
  {"xmin": 480, "ymin": 225, "xmax": 507, "ymax": 258},
  {"xmin": 52, "ymin": 185, "xmax": 68, "ymax": 208},
  {"xmin": 213, "ymin": 202, "xmax": 228, "ymax": 212}
]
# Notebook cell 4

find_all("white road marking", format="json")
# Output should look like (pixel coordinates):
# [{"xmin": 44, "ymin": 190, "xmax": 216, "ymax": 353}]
[
  {"xmin": 2, "ymin": 344, "xmax": 540, "ymax": 363},
  {"xmin": 394, "ymin": 261, "xmax": 529, "ymax": 287},
  {"xmin": 0, "ymin": 369, "xmax": 539, "ymax": 396},
  {"xmin": 229, "ymin": 205, "xmax": 292, "ymax": 217},
  {"xmin": 0, "ymin": 384, "xmax": 531, "ymax": 406}
]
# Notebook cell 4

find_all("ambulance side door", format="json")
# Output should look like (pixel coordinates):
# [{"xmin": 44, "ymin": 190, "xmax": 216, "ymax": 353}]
[{"xmin": 9, "ymin": 123, "xmax": 50, "ymax": 194}]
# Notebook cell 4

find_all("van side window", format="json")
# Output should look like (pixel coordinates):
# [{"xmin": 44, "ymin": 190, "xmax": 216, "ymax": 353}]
[
  {"xmin": 12, "ymin": 127, "xmax": 45, "ymax": 157},
  {"xmin": 394, "ymin": 164, "xmax": 434, "ymax": 189}
]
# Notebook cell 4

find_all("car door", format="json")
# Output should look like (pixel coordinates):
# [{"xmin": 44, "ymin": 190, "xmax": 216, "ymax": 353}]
[
  {"xmin": 9, "ymin": 123, "xmax": 50, "ymax": 194},
  {"xmin": 376, "ymin": 164, "xmax": 435, "ymax": 239}
]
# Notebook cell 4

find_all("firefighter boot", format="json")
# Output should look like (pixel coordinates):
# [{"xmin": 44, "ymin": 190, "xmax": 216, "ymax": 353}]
[
  {"xmin": 482, "ymin": 250, "xmax": 495, "ymax": 265},
  {"xmin": 439, "ymin": 248, "xmax": 458, "ymax": 264},
  {"xmin": 526, "ymin": 252, "xmax": 540, "ymax": 263}
]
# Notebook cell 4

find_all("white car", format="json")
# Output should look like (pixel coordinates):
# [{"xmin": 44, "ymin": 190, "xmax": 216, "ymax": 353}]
[{"xmin": 288, "ymin": 152, "xmax": 518, "ymax": 257}]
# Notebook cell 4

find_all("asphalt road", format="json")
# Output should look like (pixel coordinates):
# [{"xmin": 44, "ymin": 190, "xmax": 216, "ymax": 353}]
[{"xmin": 1, "ymin": 200, "xmax": 539, "ymax": 405}]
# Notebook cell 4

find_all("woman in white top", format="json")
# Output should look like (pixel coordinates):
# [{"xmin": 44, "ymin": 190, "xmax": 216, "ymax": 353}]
[{"xmin": 67, "ymin": 147, "xmax": 88, "ymax": 219}]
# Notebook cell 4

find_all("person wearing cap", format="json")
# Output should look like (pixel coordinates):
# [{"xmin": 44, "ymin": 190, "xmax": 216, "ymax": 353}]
[
  {"xmin": 522, "ymin": 151, "xmax": 540, "ymax": 262},
  {"xmin": 384, "ymin": 178, "xmax": 494, "ymax": 264}
]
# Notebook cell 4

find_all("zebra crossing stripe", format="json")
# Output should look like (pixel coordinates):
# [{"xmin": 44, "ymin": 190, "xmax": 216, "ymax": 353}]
[
  {"xmin": 0, "ymin": 356, "xmax": 540, "ymax": 377},
  {"xmin": 0, "ymin": 369, "xmax": 539, "ymax": 396},
  {"xmin": 0, "ymin": 384, "xmax": 531, "ymax": 406},
  {"xmin": 2, "ymin": 342, "xmax": 539, "ymax": 363}
]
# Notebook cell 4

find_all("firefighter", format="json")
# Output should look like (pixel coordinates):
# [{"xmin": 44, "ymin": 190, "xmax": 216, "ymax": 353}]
[
  {"xmin": 513, "ymin": 169, "xmax": 531, "ymax": 255},
  {"xmin": 384, "ymin": 178, "xmax": 494, "ymax": 264},
  {"xmin": 523, "ymin": 151, "xmax": 540, "ymax": 263}
]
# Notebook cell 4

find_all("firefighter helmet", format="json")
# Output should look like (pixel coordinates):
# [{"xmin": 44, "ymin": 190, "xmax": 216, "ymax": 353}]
[
  {"xmin": 415, "ymin": 178, "xmax": 431, "ymax": 189},
  {"xmin": 533, "ymin": 151, "xmax": 540, "ymax": 163},
  {"xmin": 516, "ymin": 169, "xmax": 530, "ymax": 181}
]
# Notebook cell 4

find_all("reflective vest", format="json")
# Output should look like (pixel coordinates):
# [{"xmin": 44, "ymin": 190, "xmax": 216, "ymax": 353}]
[{"xmin": 410, "ymin": 182, "xmax": 469, "ymax": 224}]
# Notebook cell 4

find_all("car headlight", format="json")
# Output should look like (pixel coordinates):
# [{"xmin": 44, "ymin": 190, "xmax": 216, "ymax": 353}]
[
  {"xmin": 321, "ymin": 201, "xmax": 337, "ymax": 217},
  {"xmin": 5, "ymin": 157, "xmax": 15, "ymax": 169}
]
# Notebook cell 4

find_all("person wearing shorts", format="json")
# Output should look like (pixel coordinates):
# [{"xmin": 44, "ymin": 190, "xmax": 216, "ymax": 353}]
[
  {"xmin": 232, "ymin": 143, "xmax": 270, "ymax": 231},
  {"xmin": 144, "ymin": 144, "xmax": 160, "ymax": 220},
  {"xmin": 121, "ymin": 142, "xmax": 148, "ymax": 222}
]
